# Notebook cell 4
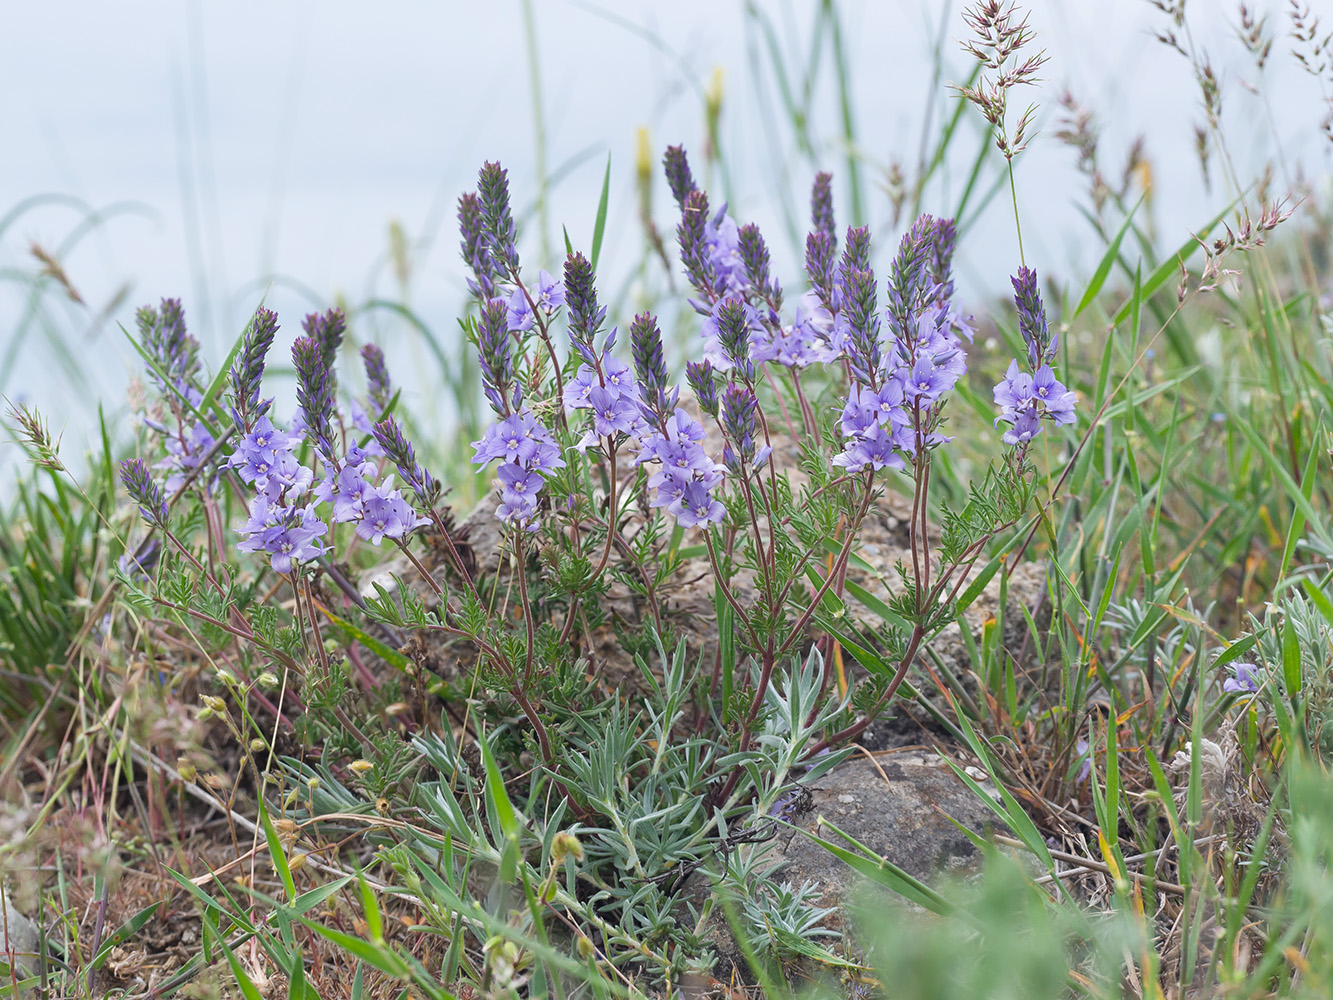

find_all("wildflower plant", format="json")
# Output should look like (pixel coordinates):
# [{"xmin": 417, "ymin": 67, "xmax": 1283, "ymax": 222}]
[{"xmin": 80, "ymin": 123, "xmax": 1099, "ymax": 988}]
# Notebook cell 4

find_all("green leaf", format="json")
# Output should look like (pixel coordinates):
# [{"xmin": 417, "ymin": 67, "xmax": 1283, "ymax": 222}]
[
  {"xmin": 1110, "ymin": 198, "xmax": 1239, "ymax": 326},
  {"xmin": 287, "ymin": 948, "xmax": 310, "ymax": 1000},
  {"xmin": 950, "ymin": 712, "xmax": 1056, "ymax": 873},
  {"xmin": 358, "ymin": 871, "xmax": 383, "ymax": 942},
  {"xmin": 797, "ymin": 819, "xmax": 959, "ymax": 918},
  {"xmin": 318, "ymin": 607, "xmax": 413, "ymax": 672},
  {"xmin": 590, "ymin": 153, "xmax": 612, "ymax": 271},
  {"xmin": 1212, "ymin": 634, "xmax": 1259, "ymax": 672},
  {"xmin": 216, "ymin": 931, "xmax": 267, "ymax": 1000},
  {"xmin": 92, "ymin": 902, "xmax": 162, "ymax": 969},
  {"xmin": 843, "ymin": 578, "xmax": 911, "ymax": 632},
  {"xmin": 1302, "ymin": 579, "xmax": 1333, "ymax": 629},
  {"xmin": 1073, "ymin": 194, "xmax": 1144, "ymax": 320},
  {"xmin": 258, "ymin": 795, "xmax": 297, "ymax": 902},
  {"xmin": 300, "ymin": 920, "xmax": 409, "ymax": 979},
  {"xmin": 1282, "ymin": 614, "xmax": 1302, "ymax": 698},
  {"xmin": 1279, "ymin": 436, "xmax": 1321, "ymax": 580},
  {"xmin": 291, "ymin": 876, "xmax": 354, "ymax": 916}
]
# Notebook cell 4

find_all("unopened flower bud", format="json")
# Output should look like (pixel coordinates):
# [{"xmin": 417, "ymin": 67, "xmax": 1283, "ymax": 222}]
[
  {"xmin": 551, "ymin": 831, "xmax": 584, "ymax": 864},
  {"xmin": 349, "ymin": 759, "xmax": 374, "ymax": 775}
]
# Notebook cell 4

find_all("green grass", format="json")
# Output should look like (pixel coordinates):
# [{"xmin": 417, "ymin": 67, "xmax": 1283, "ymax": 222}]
[{"xmin": 4, "ymin": 2, "xmax": 1333, "ymax": 998}]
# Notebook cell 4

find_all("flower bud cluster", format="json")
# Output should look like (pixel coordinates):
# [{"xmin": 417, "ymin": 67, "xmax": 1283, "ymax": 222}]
[{"xmin": 993, "ymin": 268, "xmax": 1076, "ymax": 447}]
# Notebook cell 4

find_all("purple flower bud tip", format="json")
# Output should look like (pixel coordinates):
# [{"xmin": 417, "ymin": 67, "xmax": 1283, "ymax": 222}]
[
  {"xmin": 120, "ymin": 458, "xmax": 169, "ymax": 528},
  {"xmin": 360, "ymin": 343, "xmax": 392, "ymax": 412}
]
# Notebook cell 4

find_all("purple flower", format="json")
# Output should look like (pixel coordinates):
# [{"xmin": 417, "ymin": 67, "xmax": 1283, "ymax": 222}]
[
  {"xmin": 303, "ymin": 308, "xmax": 346, "ymax": 381},
  {"xmin": 506, "ymin": 287, "xmax": 535, "ymax": 332},
  {"xmin": 810, "ymin": 171, "xmax": 836, "ymax": 238},
  {"xmin": 600, "ymin": 356, "xmax": 640, "ymax": 404},
  {"xmin": 160, "ymin": 420, "xmax": 218, "ymax": 494},
  {"xmin": 1222, "ymin": 662, "xmax": 1262, "ymax": 694},
  {"xmin": 564, "ymin": 251, "xmax": 606, "ymax": 346},
  {"xmin": 587, "ymin": 385, "xmax": 642, "ymax": 438},
  {"xmin": 1011, "ymin": 266, "xmax": 1055, "ymax": 369},
  {"xmin": 805, "ymin": 230, "xmax": 837, "ymax": 308},
  {"xmin": 138, "ymin": 297, "xmax": 200, "ymax": 395},
  {"xmin": 372, "ymin": 415, "xmax": 442, "ymax": 507},
  {"xmin": 885, "ymin": 215, "xmax": 936, "ymax": 341},
  {"xmin": 738, "ymin": 222, "xmax": 781, "ymax": 308},
  {"xmin": 999, "ymin": 402, "xmax": 1043, "ymax": 446},
  {"xmin": 472, "ymin": 409, "xmax": 564, "ymax": 472},
  {"xmin": 677, "ymin": 189, "xmax": 720, "ymax": 302},
  {"xmin": 833, "ymin": 421, "xmax": 906, "ymax": 472},
  {"xmin": 631, "ymin": 311, "xmax": 671, "ymax": 411},
  {"xmin": 477, "ymin": 296, "xmax": 514, "ymax": 413},
  {"xmin": 313, "ymin": 461, "xmax": 374, "ymax": 523},
  {"xmin": 994, "ymin": 360, "xmax": 1034, "ymax": 413},
  {"xmin": 637, "ymin": 408, "xmax": 724, "ymax": 512},
  {"xmin": 685, "ymin": 360, "xmax": 720, "ymax": 418},
  {"xmin": 719, "ymin": 383, "xmax": 760, "ymax": 469},
  {"xmin": 1074, "ymin": 739, "xmax": 1092, "ymax": 785},
  {"xmin": 1031, "ymin": 366, "xmax": 1077, "ymax": 424},
  {"xmin": 706, "ymin": 296, "xmax": 758, "ymax": 378},
  {"xmin": 236, "ymin": 499, "xmax": 328, "ymax": 574},
  {"xmin": 668, "ymin": 480, "xmax": 726, "ymax": 527},
  {"xmin": 459, "ymin": 191, "xmax": 499, "ymax": 299},
  {"xmin": 535, "ymin": 268, "xmax": 565, "ymax": 310},
  {"xmin": 228, "ymin": 416, "xmax": 311, "ymax": 496},
  {"xmin": 904, "ymin": 356, "xmax": 952, "ymax": 403},
  {"xmin": 478, "ymin": 160, "xmax": 520, "ymax": 276},
  {"xmin": 292, "ymin": 336, "xmax": 336, "ymax": 457},
  {"xmin": 356, "ymin": 478, "xmax": 428, "ymax": 546},
  {"xmin": 494, "ymin": 462, "xmax": 544, "ymax": 530},
  {"xmin": 993, "ymin": 360, "xmax": 1077, "ymax": 446}
]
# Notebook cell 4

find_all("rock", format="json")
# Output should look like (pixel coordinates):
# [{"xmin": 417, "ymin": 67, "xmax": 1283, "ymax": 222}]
[
  {"xmin": 771, "ymin": 752, "xmax": 1000, "ymax": 904},
  {"xmin": 696, "ymin": 751, "xmax": 1001, "ymax": 984},
  {"xmin": 0, "ymin": 887, "xmax": 38, "ymax": 977}
]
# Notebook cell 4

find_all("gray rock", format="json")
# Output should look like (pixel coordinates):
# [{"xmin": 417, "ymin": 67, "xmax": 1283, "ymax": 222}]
[
  {"xmin": 695, "ymin": 752, "xmax": 1000, "ymax": 984},
  {"xmin": 772, "ymin": 752, "xmax": 999, "ymax": 908},
  {"xmin": 0, "ymin": 887, "xmax": 38, "ymax": 977}
]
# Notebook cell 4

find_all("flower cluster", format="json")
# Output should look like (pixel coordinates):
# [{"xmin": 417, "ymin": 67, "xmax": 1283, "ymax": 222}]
[
  {"xmin": 561, "ymin": 252, "xmax": 649, "ymax": 448},
  {"xmin": 632, "ymin": 312, "xmax": 725, "ymax": 527},
  {"xmin": 830, "ymin": 214, "xmax": 973, "ymax": 471},
  {"xmin": 506, "ymin": 269, "xmax": 564, "ymax": 332},
  {"xmin": 313, "ymin": 444, "xmax": 428, "ymax": 546},
  {"xmin": 993, "ymin": 267, "xmax": 1076, "ymax": 447},
  {"xmin": 469, "ymin": 288, "xmax": 564, "ymax": 530},
  {"xmin": 134, "ymin": 299, "xmax": 226, "ymax": 494},
  {"xmin": 228, "ymin": 415, "xmax": 324, "ymax": 571},
  {"xmin": 236, "ymin": 499, "xmax": 328, "ymax": 574}
]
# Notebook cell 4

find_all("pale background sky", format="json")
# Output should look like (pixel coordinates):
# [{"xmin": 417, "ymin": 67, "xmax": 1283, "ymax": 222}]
[{"xmin": 1, "ymin": 0, "xmax": 1328, "ymax": 465}]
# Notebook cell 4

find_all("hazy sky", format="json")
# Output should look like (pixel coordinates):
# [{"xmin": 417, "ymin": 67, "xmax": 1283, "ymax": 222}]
[{"xmin": 2, "ymin": 0, "xmax": 1327, "ymax": 457}]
